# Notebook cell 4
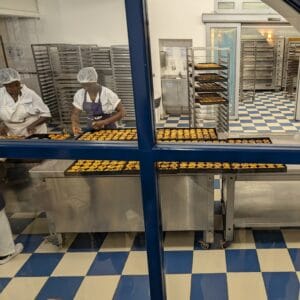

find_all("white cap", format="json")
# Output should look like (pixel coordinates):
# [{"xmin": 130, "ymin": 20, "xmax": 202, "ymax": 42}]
[
  {"xmin": 77, "ymin": 67, "xmax": 98, "ymax": 83},
  {"xmin": 0, "ymin": 68, "xmax": 21, "ymax": 85}
]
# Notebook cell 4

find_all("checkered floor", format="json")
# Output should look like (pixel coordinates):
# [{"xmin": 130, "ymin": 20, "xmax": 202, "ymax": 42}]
[
  {"xmin": 156, "ymin": 91, "xmax": 300, "ymax": 134},
  {"xmin": 1, "ymin": 212, "xmax": 300, "ymax": 299}
]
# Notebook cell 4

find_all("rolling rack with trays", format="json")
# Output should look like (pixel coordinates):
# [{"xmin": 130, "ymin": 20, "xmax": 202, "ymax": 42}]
[
  {"xmin": 240, "ymin": 39, "xmax": 278, "ymax": 102},
  {"xmin": 187, "ymin": 47, "xmax": 230, "ymax": 135},
  {"xmin": 283, "ymin": 38, "xmax": 300, "ymax": 98}
]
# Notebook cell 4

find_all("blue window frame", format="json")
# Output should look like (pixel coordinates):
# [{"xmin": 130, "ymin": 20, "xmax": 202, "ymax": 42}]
[{"xmin": 0, "ymin": 1, "xmax": 300, "ymax": 299}]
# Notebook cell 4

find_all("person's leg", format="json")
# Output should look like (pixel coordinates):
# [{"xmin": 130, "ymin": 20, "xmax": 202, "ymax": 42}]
[{"xmin": 0, "ymin": 208, "xmax": 23, "ymax": 264}]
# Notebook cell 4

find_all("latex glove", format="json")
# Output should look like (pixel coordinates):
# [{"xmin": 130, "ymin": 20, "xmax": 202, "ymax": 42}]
[
  {"xmin": 0, "ymin": 125, "xmax": 8, "ymax": 136},
  {"xmin": 92, "ymin": 120, "xmax": 106, "ymax": 130},
  {"xmin": 27, "ymin": 125, "xmax": 37, "ymax": 135},
  {"xmin": 72, "ymin": 125, "xmax": 82, "ymax": 135}
]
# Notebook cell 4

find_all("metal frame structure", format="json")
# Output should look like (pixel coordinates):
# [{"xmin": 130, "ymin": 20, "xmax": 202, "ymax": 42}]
[
  {"xmin": 187, "ymin": 46, "xmax": 230, "ymax": 133},
  {"xmin": 0, "ymin": 1, "xmax": 300, "ymax": 299},
  {"xmin": 205, "ymin": 23, "xmax": 241, "ymax": 120}
]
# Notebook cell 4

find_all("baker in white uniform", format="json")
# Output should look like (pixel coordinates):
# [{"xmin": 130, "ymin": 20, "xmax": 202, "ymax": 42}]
[
  {"xmin": 71, "ymin": 67, "xmax": 125, "ymax": 134},
  {"xmin": 0, "ymin": 68, "xmax": 51, "ymax": 137},
  {"xmin": 0, "ymin": 193, "xmax": 23, "ymax": 264}
]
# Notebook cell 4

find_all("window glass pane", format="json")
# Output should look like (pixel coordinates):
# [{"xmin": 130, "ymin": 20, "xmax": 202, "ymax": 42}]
[
  {"xmin": 0, "ymin": 1, "xmax": 148, "ymax": 299},
  {"xmin": 0, "ymin": 0, "xmax": 137, "ymax": 144}
]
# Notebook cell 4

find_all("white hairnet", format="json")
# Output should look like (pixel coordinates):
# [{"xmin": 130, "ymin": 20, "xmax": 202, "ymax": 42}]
[
  {"xmin": 0, "ymin": 68, "xmax": 21, "ymax": 85},
  {"xmin": 77, "ymin": 67, "xmax": 98, "ymax": 83}
]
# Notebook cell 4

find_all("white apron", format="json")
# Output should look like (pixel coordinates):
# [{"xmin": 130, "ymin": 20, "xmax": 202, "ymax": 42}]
[
  {"xmin": 5, "ymin": 115, "xmax": 47, "ymax": 137},
  {"xmin": 0, "ymin": 209, "xmax": 15, "ymax": 256}
]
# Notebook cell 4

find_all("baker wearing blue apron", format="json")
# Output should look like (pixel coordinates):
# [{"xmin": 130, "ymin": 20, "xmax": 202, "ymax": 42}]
[{"xmin": 71, "ymin": 67, "xmax": 125, "ymax": 134}]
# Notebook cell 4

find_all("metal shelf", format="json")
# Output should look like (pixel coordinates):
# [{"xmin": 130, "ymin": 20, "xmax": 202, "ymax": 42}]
[
  {"xmin": 240, "ymin": 39, "xmax": 284, "ymax": 102},
  {"xmin": 187, "ymin": 47, "xmax": 230, "ymax": 134},
  {"xmin": 32, "ymin": 44, "xmax": 114, "ymax": 127},
  {"xmin": 283, "ymin": 38, "xmax": 300, "ymax": 97}
]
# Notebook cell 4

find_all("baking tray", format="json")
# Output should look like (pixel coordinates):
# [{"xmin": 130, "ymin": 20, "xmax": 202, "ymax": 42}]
[
  {"xmin": 65, "ymin": 160, "xmax": 287, "ymax": 176},
  {"xmin": 195, "ymin": 93, "xmax": 227, "ymax": 105},
  {"xmin": 193, "ymin": 63, "xmax": 227, "ymax": 70},
  {"xmin": 77, "ymin": 129, "xmax": 137, "ymax": 142},
  {"xmin": 26, "ymin": 133, "xmax": 73, "ymax": 140},
  {"xmin": 156, "ymin": 128, "xmax": 218, "ymax": 141},
  {"xmin": 65, "ymin": 160, "xmax": 128, "ymax": 176},
  {"xmin": 222, "ymin": 137, "xmax": 272, "ymax": 144},
  {"xmin": 194, "ymin": 83, "xmax": 226, "ymax": 93},
  {"xmin": 0, "ymin": 135, "xmax": 24, "ymax": 140},
  {"xmin": 231, "ymin": 163, "xmax": 287, "ymax": 173},
  {"xmin": 194, "ymin": 73, "xmax": 227, "ymax": 83}
]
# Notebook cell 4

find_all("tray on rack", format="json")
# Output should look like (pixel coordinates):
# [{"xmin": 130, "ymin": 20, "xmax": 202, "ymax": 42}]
[
  {"xmin": 195, "ymin": 93, "xmax": 227, "ymax": 105},
  {"xmin": 194, "ymin": 73, "xmax": 227, "ymax": 83},
  {"xmin": 26, "ymin": 133, "xmax": 72, "ymax": 140},
  {"xmin": 194, "ymin": 83, "xmax": 226, "ymax": 93},
  {"xmin": 193, "ymin": 63, "xmax": 227, "ymax": 70}
]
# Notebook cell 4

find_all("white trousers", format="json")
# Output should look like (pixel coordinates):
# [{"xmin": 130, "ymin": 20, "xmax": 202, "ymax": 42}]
[{"xmin": 0, "ymin": 209, "xmax": 15, "ymax": 257}]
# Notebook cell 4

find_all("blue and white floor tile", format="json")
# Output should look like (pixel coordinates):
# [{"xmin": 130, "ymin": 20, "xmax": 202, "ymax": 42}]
[
  {"xmin": 156, "ymin": 91, "xmax": 300, "ymax": 134},
  {"xmin": 1, "ymin": 211, "xmax": 300, "ymax": 299}
]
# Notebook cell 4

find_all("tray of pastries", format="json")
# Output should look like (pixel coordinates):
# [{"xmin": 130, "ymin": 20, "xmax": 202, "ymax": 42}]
[
  {"xmin": 194, "ymin": 63, "xmax": 227, "ymax": 70},
  {"xmin": 0, "ymin": 135, "xmax": 24, "ymax": 140},
  {"xmin": 77, "ymin": 128, "xmax": 219, "ymax": 142},
  {"xmin": 231, "ymin": 163, "xmax": 287, "ymax": 173},
  {"xmin": 122, "ymin": 161, "xmax": 140, "ymax": 174},
  {"xmin": 156, "ymin": 161, "xmax": 179, "ymax": 174},
  {"xmin": 26, "ymin": 133, "xmax": 72, "ymax": 140},
  {"xmin": 178, "ymin": 162, "xmax": 232, "ymax": 173},
  {"xmin": 195, "ymin": 93, "xmax": 227, "ymax": 105},
  {"xmin": 222, "ymin": 138, "xmax": 272, "ymax": 144},
  {"xmin": 156, "ymin": 128, "xmax": 218, "ymax": 141},
  {"xmin": 65, "ymin": 160, "xmax": 287, "ymax": 175},
  {"xmin": 65, "ymin": 160, "xmax": 128, "ymax": 176},
  {"xmin": 194, "ymin": 83, "xmax": 226, "ymax": 93},
  {"xmin": 77, "ymin": 129, "xmax": 137, "ymax": 141},
  {"xmin": 194, "ymin": 73, "xmax": 227, "ymax": 83}
]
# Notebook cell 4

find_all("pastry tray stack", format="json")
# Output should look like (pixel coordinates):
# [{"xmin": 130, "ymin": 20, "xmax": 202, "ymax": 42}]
[{"xmin": 187, "ymin": 48, "xmax": 230, "ymax": 133}]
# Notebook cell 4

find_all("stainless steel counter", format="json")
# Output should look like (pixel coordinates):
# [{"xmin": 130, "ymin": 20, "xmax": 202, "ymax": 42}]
[
  {"xmin": 222, "ymin": 164, "xmax": 300, "ymax": 242},
  {"xmin": 30, "ymin": 160, "xmax": 215, "ymax": 244}
]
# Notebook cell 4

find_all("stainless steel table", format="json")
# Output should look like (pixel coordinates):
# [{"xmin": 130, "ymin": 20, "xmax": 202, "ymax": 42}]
[
  {"xmin": 222, "ymin": 165, "xmax": 300, "ymax": 243},
  {"xmin": 30, "ymin": 160, "xmax": 215, "ymax": 247}
]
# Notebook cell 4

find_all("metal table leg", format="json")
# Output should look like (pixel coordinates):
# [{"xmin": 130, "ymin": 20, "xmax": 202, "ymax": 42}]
[
  {"xmin": 203, "ymin": 175, "xmax": 214, "ymax": 245},
  {"xmin": 223, "ymin": 175, "xmax": 235, "ymax": 243},
  {"xmin": 45, "ymin": 211, "xmax": 63, "ymax": 247}
]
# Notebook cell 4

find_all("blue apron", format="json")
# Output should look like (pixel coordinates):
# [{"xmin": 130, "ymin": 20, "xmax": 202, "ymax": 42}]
[{"xmin": 83, "ymin": 87, "xmax": 116, "ymax": 130}]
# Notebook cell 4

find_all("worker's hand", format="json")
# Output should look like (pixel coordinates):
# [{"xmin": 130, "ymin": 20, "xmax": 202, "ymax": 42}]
[
  {"xmin": 27, "ymin": 125, "xmax": 37, "ymax": 135},
  {"xmin": 92, "ymin": 120, "xmax": 106, "ymax": 130},
  {"xmin": 72, "ymin": 125, "xmax": 82, "ymax": 135},
  {"xmin": 0, "ymin": 125, "xmax": 8, "ymax": 136}
]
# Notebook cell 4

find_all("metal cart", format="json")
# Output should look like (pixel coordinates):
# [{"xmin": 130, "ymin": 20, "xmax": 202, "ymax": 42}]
[{"xmin": 187, "ymin": 47, "xmax": 230, "ymax": 134}]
